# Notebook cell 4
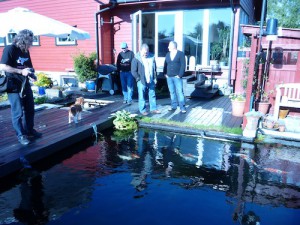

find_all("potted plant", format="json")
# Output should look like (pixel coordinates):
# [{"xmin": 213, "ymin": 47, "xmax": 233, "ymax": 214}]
[
  {"xmin": 210, "ymin": 41, "xmax": 222, "ymax": 70},
  {"xmin": 73, "ymin": 52, "xmax": 97, "ymax": 91},
  {"xmin": 219, "ymin": 26, "xmax": 230, "ymax": 67},
  {"xmin": 33, "ymin": 72, "xmax": 53, "ymax": 95},
  {"xmin": 256, "ymin": 82, "xmax": 274, "ymax": 115},
  {"xmin": 229, "ymin": 93, "xmax": 246, "ymax": 117},
  {"xmin": 110, "ymin": 110, "xmax": 138, "ymax": 131}
]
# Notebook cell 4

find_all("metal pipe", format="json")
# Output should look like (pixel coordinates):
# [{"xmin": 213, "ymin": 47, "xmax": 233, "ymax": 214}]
[
  {"xmin": 228, "ymin": 0, "xmax": 236, "ymax": 86},
  {"xmin": 95, "ymin": 1, "xmax": 116, "ymax": 67}
]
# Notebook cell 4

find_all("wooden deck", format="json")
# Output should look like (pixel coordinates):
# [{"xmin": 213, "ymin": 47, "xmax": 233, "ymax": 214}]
[{"xmin": 0, "ymin": 94, "xmax": 242, "ymax": 178}]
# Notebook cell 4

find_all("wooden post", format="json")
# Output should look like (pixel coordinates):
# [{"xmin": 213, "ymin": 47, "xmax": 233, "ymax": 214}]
[{"xmin": 242, "ymin": 35, "xmax": 259, "ymax": 129}]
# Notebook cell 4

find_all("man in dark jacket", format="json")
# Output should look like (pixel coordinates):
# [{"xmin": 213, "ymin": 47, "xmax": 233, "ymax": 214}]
[
  {"xmin": 0, "ymin": 29, "xmax": 42, "ymax": 145},
  {"xmin": 131, "ymin": 43, "xmax": 160, "ymax": 115},
  {"xmin": 163, "ymin": 41, "xmax": 187, "ymax": 113},
  {"xmin": 116, "ymin": 42, "xmax": 135, "ymax": 104}
]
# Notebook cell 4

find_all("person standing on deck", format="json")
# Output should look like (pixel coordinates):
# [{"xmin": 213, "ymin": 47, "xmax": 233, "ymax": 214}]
[
  {"xmin": 0, "ymin": 29, "xmax": 42, "ymax": 145},
  {"xmin": 116, "ymin": 42, "xmax": 135, "ymax": 105},
  {"xmin": 131, "ymin": 43, "xmax": 160, "ymax": 115},
  {"xmin": 163, "ymin": 41, "xmax": 187, "ymax": 113}
]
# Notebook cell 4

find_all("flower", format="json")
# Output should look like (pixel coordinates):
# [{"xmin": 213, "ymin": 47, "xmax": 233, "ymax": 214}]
[{"xmin": 229, "ymin": 93, "xmax": 246, "ymax": 101}]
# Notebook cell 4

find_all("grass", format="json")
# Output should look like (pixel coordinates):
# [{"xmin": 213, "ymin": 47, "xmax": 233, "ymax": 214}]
[{"xmin": 140, "ymin": 117, "xmax": 243, "ymax": 135}]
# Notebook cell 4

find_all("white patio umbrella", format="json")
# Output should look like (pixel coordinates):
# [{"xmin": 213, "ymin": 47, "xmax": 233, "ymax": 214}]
[{"xmin": 0, "ymin": 7, "xmax": 90, "ymax": 40}]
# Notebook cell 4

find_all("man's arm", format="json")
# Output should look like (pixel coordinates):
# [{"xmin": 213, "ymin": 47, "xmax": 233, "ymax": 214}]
[
  {"xmin": 0, "ymin": 64, "xmax": 32, "ymax": 77},
  {"xmin": 131, "ymin": 58, "xmax": 140, "ymax": 82},
  {"xmin": 178, "ymin": 52, "xmax": 186, "ymax": 78}
]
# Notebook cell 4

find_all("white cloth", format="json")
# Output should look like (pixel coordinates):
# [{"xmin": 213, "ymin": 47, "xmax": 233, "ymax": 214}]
[
  {"xmin": 142, "ymin": 57, "xmax": 153, "ymax": 83},
  {"xmin": 170, "ymin": 50, "xmax": 177, "ymax": 61}
]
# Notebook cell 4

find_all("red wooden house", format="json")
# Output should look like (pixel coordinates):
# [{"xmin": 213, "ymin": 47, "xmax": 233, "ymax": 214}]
[{"xmin": 0, "ymin": 0, "xmax": 262, "ymax": 88}]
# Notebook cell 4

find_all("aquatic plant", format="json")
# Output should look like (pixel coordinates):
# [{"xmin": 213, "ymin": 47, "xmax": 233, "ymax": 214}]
[{"xmin": 111, "ymin": 110, "xmax": 138, "ymax": 131}]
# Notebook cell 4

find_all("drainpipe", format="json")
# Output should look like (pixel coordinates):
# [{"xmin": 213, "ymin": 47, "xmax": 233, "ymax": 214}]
[
  {"xmin": 95, "ymin": 1, "xmax": 117, "ymax": 67},
  {"xmin": 228, "ymin": 0, "xmax": 236, "ymax": 86}
]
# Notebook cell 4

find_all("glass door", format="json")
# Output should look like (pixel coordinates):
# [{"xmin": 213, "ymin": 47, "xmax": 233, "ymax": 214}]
[
  {"xmin": 132, "ymin": 10, "xmax": 142, "ymax": 54},
  {"xmin": 155, "ymin": 11, "xmax": 183, "ymax": 73}
]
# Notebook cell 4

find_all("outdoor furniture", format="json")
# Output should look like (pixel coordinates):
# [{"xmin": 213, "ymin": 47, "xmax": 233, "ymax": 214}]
[
  {"xmin": 182, "ymin": 69, "xmax": 222, "ymax": 98},
  {"xmin": 95, "ymin": 64, "xmax": 118, "ymax": 95},
  {"xmin": 273, "ymin": 83, "xmax": 300, "ymax": 119}
]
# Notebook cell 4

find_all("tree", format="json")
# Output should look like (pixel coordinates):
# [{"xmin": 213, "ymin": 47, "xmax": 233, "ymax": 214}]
[{"xmin": 267, "ymin": 0, "xmax": 300, "ymax": 28}]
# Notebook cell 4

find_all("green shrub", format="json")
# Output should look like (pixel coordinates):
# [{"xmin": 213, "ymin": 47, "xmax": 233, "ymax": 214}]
[{"xmin": 73, "ymin": 52, "xmax": 97, "ymax": 83}]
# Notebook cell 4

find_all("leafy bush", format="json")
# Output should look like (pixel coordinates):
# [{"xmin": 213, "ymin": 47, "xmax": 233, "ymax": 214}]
[
  {"xmin": 73, "ymin": 52, "xmax": 97, "ymax": 83},
  {"xmin": 34, "ymin": 72, "xmax": 53, "ymax": 87}
]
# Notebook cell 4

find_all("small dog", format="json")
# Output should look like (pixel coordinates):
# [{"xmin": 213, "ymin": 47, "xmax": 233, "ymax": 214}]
[{"xmin": 69, "ymin": 97, "xmax": 84, "ymax": 123}]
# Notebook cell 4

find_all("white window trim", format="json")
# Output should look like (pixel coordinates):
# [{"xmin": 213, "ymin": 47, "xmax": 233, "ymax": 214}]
[
  {"xmin": 4, "ymin": 32, "xmax": 40, "ymax": 46},
  {"xmin": 55, "ymin": 36, "xmax": 77, "ymax": 46}
]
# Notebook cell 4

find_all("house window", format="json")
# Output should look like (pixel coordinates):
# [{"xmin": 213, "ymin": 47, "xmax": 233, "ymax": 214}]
[
  {"xmin": 0, "ymin": 37, "xmax": 4, "ymax": 47},
  {"xmin": 55, "ymin": 35, "xmax": 77, "ymax": 46},
  {"xmin": 5, "ymin": 32, "xmax": 40, "ymax": 46},
  {"xmin": 183, "ymin": 10, "xmax": 204, "ymax": 66}
]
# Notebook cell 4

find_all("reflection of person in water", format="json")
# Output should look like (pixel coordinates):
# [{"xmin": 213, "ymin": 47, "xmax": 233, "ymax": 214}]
[{"xmin": 13, "ymin": 168, "xmax": 49, "ymax": 225}]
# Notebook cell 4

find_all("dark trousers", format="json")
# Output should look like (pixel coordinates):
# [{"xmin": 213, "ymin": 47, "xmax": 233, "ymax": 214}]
[{"xmin": 8, "ymin": 87, "xmax": 35, "ymax": 138}]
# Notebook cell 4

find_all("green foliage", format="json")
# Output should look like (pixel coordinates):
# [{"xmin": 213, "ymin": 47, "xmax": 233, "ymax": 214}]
[
  {"xmin": 34, "ymin": 96, "xmax": 47, "ymax": 104},
  {"xmin": 73, "ymin": 52, "xmax": 97, "ymax": 83},
  {"xmin": 242, "ymin": 59, "xmax": 249, "ymax": 90},
  {"xmin": 210, "ymin": 42, "xmax": 222, "ymax": 60},
  {"xmin": 267, "ymin": 0, "xmax": 300, "ymax": 28},
  {"xmin": 140, "ymin": 117, "xmax": 243, "ymax": 135},
  {"xmin": 229, "ymin": 93, "xmax": 246, "ymax": 101},
  {"xmin": 111, "ymin": 110, "xmax": 138, "ymax": 131},
  {"xmin": 34, "ymin": 72, "xmax": 53, "ymax": 87},
  {"xmin": 0, "ymin": 93, "xmax": 8, "ymax": 102}
]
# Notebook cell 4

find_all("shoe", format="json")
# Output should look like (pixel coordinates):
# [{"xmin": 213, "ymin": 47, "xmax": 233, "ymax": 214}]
[
  {"xmin": 181, "ymin": 110, "xmax": 187, "ymax": 114},
  {"xmin": 151, "ymin": 110, "xmax": 161, "ymax": 114},
  {"xmin": 18, "ymin": 135, "xmax": 30, "ymax": 145},
  {"xmin": 168, "ymin": 107, "xmax": 176, "ymax": 111},
  {"xmin": 141, "ymin": 112, "xmax": 148, "ymax": 116},
  {"xmin": 127, "ymin": 101, "xmax": 132, "ymax": 105},
  {"xmin": 123, "ymin": 100, "xmax": 127, "ymax": 104},
  {"xmin": 27, "ymin": 130, "xmax": 42, "ymax": 138}
]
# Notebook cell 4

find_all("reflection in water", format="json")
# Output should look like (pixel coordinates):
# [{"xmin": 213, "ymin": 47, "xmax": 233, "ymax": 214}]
[
  {"xmin": 14, "ymin": 168, "xmax": 49, "ymax": 225},
  {"xmin": 0, "ymin": 128, "xmax": 299, "ymax": 225}
]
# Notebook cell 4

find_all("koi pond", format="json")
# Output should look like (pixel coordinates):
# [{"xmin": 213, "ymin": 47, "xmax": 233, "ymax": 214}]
[{"xmin": 0, "ymin": 128, "xmax": 299, "ymax": 225}]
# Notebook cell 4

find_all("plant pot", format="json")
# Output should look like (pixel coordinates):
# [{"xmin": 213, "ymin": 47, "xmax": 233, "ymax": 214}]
[
  {"xmin": 38, "ymin": 86, "xmax": 46, "ymax": 95},
  {"xmin": 231, "ymin": 100, "xmax": 246, "ymax": 117},
  {"xmin": 279, "ymin": 109, "xmax": 289, "ymax": 119},
  {"xmin": 85, "ymin": 80, "xmax": 95, "ymax": 92},
  {"xmin": 256, "ymin": 102, "xmax": 270, "ymax": 115}
]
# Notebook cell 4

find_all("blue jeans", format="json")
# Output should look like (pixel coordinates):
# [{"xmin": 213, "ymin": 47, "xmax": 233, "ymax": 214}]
[
  {"xmin": 8, "ymin": 87, "xmax": 35, "ymax": 138},
  {"xmin": 120, "ymin": 71, "xmax": 134, "ymax": 103},
  {"xmin": 137, "ymin": 81, "xmax": 157, "ymax": 113},
  {"xmin": 166, "ymin": 76, "xmax": 186, "ymax": 110}
]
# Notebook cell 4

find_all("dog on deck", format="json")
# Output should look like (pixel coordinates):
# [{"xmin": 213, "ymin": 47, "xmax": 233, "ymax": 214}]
[{"xmin": 69, "ymin": 97, "xmax": 84, "ymax": 123}]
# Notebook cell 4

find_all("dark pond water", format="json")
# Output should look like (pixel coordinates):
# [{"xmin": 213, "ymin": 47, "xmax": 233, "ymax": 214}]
[{"xmin": 0, "ymin": 128, "xmax": 299, "ymax": 225}]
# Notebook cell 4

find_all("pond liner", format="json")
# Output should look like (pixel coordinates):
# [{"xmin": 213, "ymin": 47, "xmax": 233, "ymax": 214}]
[{"xmin": 138, "ymin": 121, "xmax": 254, "ymax": 143}]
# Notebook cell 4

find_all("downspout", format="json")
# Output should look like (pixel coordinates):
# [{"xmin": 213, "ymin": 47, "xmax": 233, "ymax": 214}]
[
  {"xmin": 95, "ymin": 1, "xmax": 117, "ymax": 67},
  {"xmin": 228, "ymin": 0, "xmax": 236, "ymax": 86}
]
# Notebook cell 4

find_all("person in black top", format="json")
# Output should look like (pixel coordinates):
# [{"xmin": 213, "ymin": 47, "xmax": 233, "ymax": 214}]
[
  {"xmin": 116, "ymin": 42, "xmax": 135, "ymax": 105},
  {"xmin": 163, "ymin": 41, "xmax": 187, "ymax": 113},
  {"xmin": 0, "ymin": 29, "xmax": 42, "ymax": 145}
]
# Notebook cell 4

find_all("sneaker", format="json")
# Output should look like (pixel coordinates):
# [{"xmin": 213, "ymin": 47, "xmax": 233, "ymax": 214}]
[
  {"xmin": 151, "ymin": 110, "xmax": 161, "ymax": 114},
  {"xmin": 141, "ymin": 111, "xmax": 148, "ymax": 116},
  {"xmin": 168, "ymin": 107, "xmax": 176, "ymax": 111},
  {"xmin": 27, "ymin": 130, "xmax": 42, "ymax": 138},
  {"xmin": 127, "ymin": 101, "xmax": 132, "ymax": 105},
  {"xmin": 123, "ymin": 100, "xmax": 127, "ymax": 104},
  {"xmin": 181, "ymin": 110, "xmax": 187, "ymax": 114},
  {"xmin": 18, "ymin": 135, "xmax": 30, "ymax": 145}
]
